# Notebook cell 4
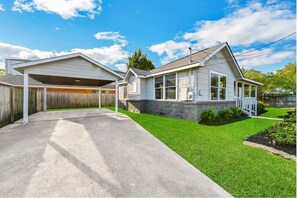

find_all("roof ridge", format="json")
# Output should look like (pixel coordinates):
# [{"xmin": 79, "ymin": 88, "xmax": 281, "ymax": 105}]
[{"xmin": 151, "ymin": 43, "xmax": 223, "ymax": 72}]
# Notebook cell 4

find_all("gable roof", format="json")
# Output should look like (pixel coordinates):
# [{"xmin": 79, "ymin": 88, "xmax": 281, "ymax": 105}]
[
  {"xmin": 13, "ymin": 52, "xmax": 123, "ymax": 79},
  {"xmin": 150, "ymin": 44, "xmax": 223, "ymax": 74},
  {"xmin": 130, "ymin": 68, "xmax": 151, "ymax": 76}
]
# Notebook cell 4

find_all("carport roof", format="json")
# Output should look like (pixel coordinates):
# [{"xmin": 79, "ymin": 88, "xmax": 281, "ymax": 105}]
[{"xmin": 12, "ymin": 53, "xmax": 123, "ymax": 87}]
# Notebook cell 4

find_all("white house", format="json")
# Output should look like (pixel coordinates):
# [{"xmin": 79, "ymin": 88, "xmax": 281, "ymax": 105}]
[{"xmin": 119, "ymin": 42, "xmax": 262, "ymax": 121}]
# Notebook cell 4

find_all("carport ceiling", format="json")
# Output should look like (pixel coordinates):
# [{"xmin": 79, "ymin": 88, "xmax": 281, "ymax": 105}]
[{"xmin": 30, "ymin": 74, "xmax": 113, "ymax": 87}]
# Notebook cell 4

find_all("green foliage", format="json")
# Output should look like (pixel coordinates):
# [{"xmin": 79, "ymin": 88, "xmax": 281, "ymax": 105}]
[
  {"xmin": 274, "ymin": 62, "xmax": 296, "ymax": 94},
  {"xmin": 244, "ymin": 62, "xmax": 296, "ymax": 96},
  {"xmin": 285, "ymin": 111, "xmax": 296, "ymax": 123},
  {"xmin": 126, "ymin": 49, "xmax": 155, "ymax": 70},
  {"xmin": 201, "ymin": 109, "xmax": 217, "ymax": 124},
  {"xmin": 257, "ymin": 101, "xmax": 266, "ymax": 115},
  {"xmin": 218, "ymin": 108, "xmax": 233, "ymax": 120},
  {"xmin": 266, "ymin": 121, "xmax": 296, "ymax": 146},
  {"xmin": 200, "ymin": 107, "xmax": 247, "ymax": 125},
  {"xmin": 0, "ymin": 68, "xmax": 5, "ymax": 75},
  {"xmin": 230, "ymin": 107, "xmax": 242, "ymax": 118}
]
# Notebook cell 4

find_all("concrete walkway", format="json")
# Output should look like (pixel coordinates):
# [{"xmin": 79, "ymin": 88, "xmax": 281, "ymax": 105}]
[
  {"xmin": 0, "ymin": 109, "xmax": 231, "ymax": 197},
  {"xmin": 251, "ymin": 116, "xmax": 283, "ymax": 121}
]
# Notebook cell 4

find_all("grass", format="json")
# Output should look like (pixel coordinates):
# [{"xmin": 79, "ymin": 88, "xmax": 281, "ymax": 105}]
[
  {"xmin": 260, "ymin": 107, "xmax": 295, "ymax": 118},
  {"xmin": 106, "ymin": 106, "xmax": 296, "ymax": 197}
]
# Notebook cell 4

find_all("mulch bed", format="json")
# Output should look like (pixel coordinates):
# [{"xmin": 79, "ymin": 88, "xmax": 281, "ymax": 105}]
[{"xmin": 244, "ymin": 132, "xmax": 296, "ymax": 161}]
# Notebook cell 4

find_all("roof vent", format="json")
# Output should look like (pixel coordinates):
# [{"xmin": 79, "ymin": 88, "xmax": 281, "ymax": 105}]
[{"xmin": 189, "ymin": 47, "xmax": 192, "ymax": 64}]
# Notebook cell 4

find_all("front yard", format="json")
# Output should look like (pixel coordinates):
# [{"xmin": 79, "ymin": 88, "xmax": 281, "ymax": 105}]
[
  {"xmin": 106, "ymin": 107, "xmax": 296, "ymax": 197},
  {"xmin": 260, "ymin": 107, "xmax": 295, "ymax": 118}
]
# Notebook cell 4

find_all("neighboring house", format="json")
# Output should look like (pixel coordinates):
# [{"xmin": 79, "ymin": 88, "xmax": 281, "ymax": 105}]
[
  {"xmin": 0, "ymin": 59, "xmax": 121, "ymax": 93},
  {"xmin": 119, "ymin": 42, "xmax": 262, "ymax": 121}
]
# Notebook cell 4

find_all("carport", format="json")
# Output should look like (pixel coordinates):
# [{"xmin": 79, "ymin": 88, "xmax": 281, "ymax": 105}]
[{"xmin": 12, "ymin": 53, "xmax": 123, "ymax": 124}]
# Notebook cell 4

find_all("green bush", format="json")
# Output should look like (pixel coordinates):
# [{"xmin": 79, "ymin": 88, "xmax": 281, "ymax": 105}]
[
  {"xmin": 230, "ymin": 107, "xmax": 242, "ymax": 118},
  {"xmin": 218, "ymin": 109, "xmax": 234, "ymax": 120},
  {"xmin": 200, "ymin": 107, "xmax": 247, "ymax": 125},
  {"xmin": 201, "ymin": 109, "xmax": 217, "ymax": 124},
  {"xmin": 257, "ymin": 101, "xmax": 266, "ymax": 115},
  {"xmin": 266, "ymin": 121, "xmax": 296, "ymax": 146},
  {"xmin": 285, "ymin": 112, "xmax": 296, "ymax": 123}
]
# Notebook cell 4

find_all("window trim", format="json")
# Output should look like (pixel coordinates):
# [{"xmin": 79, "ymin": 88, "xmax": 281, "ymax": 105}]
[
  {"xmin": 210, "ymin": 71, "xmax": 227, "ymax": 101},
  {"xmin": 123, "ymin": 86, "xmax": 127, "ymax": 99},
  {"xmin": 131, "ymin": 81, "xmax": 137, "ymax": 93},
  {"xmin": 154, "ymin": 73, "xmax": 177, "ymax": 100}
]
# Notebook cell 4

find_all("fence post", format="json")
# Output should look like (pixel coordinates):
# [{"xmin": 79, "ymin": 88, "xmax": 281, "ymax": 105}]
[{"xmin": 10, "ymin": 87, "xmax": 14, "ymax": 123}]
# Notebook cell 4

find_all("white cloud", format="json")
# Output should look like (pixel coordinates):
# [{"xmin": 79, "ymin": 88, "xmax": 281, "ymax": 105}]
[
  {"xmin": 94, "ymin": 32, "xmax": 127, "ymax": 46},
  {"xmin": 183, "ymin": 2, "xmax": 296, "ymax": 46},
  {"xmin": 0, "ymin": 42, "xmax": 129, "ymax": 71},
  {"xmin": 12, "ymin": 0, "xmax": 103, "ymax": 19},
  {"xmin": 235, "ymin": 48, "xmax": 294, "ymax": 68},
  {"xmin": 114, "ymin": 63, "xmax": 127, "ymax": 72},
  {"xmin": 149, "ymin": 40, "xmax": 190, "ymax": 64},
  {"xmin": 150, "ymin": 1, "xmax": 296, "ymax": 68},
  {"xmin": 0, "ymin": 4, "xmax": 5, "ymax": 11},
  {"xmin": 55, "ymin": 27, "xmax": 60, "ymax": 31}
]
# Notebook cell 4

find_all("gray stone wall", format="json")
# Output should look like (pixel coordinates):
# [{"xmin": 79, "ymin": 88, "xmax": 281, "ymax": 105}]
[{"xmin": 120, "ymin": 99, "xmax": 236, "ymax": 122}]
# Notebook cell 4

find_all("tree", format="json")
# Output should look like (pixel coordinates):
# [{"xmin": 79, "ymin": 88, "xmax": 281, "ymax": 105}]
[
  {"xmin": 274, "ymin": 62, "xmax": 296, "ymax": 94},
  {"xmin": 0, "ymin": 69, "xmax": 5, "ymax": 75},
  {"xmin": 126, "ymin": 49, "xmax": 155, "ymax": 70}
]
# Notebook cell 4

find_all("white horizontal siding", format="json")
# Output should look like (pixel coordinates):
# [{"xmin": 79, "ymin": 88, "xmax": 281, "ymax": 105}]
[
  {"xmin": 25, "ymin": 57, "xmax": 118, "ymax": 81},
  {"xmin": 197, "ymin": 51, "xmax": 236, "ymax": 101}
]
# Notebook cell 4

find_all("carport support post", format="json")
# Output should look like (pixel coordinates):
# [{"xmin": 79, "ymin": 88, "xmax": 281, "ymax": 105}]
[
  {"xmin": 43, "ymin": 84, "xmax": 47, "ymax": 112},
  {"xmin": 23, "ymin": 73, "xmax": 29, "ymax": 124},
  {"xmin": 115, "ymin": 80, "xmax": 118, "ymax": 115},
  {"xmin": 98, "ymin": 87, "xmax": 101, "ymax": 109}
]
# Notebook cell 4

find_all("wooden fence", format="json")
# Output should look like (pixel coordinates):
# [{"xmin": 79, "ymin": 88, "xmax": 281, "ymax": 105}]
[
  {"xmin": 0, "ymin": 85, "xmax": 40, "ymax": 127},
  {"xmin": 45, "ymin": 92, "xmax": 115, "ymax": 109},
  {"xmin": 0, "ymin": 85, "xmax": 115, "ymax": 127},
  {"xmin": 262, "ymin": 95, "xmax": 296, "ymax": 108}
]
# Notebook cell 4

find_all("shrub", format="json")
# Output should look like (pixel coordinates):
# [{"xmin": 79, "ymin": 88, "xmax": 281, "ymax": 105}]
[
  {"xmin": 230, "ymin": 107, "xmax": 242, "ymax": 118},
  {"xmin": 257, "ymin": 101, "xmax": 266, "ymax": 115},
  {"xmin": 266, "ymin": 121, "xmax": 296, "ymax": 146},
  {"xmin": 201, "ymin": 109, "xmax": 217, "ymax": 124},
  {"xmin": 218, "ymin": 109, "xmax": 234, "ymax": 120},
  {"xmin": 285, "ymin": 112, "xmax": 296, "ymax": 123}
]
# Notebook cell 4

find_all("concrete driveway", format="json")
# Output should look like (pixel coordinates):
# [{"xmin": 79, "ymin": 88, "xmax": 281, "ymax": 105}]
[{"xmin": 0, "ymin": 109, "xmax": 231, "ymax": 197}]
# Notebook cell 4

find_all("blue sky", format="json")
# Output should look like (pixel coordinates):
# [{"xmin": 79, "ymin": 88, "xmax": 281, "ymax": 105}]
[{"xmin": 0, "ymin": 0, "xmax": 295, "ymax": 72}]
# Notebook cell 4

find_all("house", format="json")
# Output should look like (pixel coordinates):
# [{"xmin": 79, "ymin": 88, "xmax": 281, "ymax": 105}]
[{"xmin": 119, "ymin": 42, "xmax": 262, "ymax": 121}]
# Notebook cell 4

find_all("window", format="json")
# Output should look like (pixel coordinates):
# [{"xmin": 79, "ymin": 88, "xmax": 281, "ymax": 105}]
[
  {"xmin": 123, "ymin": 86, "xmax": 127, "ymax": 99},
  {"xmin": 155, "ymin": 77, "xmax": 163, "ymax": 99},
  {"xmin": 165, "ymin": 74, "xmax": 176, "ymax": 99},
  {"xmin": 210, "ymin": 72, "xmax": 227, "ymax": 100},
  {"xmin": 211, "ymin": 74, "xmax": 219, "ymax": 100},
  {"xmin": 132, "ymin": 81, "xmax": 137, "ymax": 92}
]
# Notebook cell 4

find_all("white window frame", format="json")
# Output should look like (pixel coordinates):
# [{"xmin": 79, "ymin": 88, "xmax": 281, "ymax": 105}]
[
  {"xmin": 154, "ymin": 76, "xmax": 164, "ymax": 100},
  {"xmin": 131, "ymin": 81, "xmax": 137, "ymax": 93},
  {"xmin": 154, "ymin": 73, "xmax": 177, "ymax": 100},
  {"xmin": 123, "ymin": 86, "xmax": 127, "ymax": 99},
  {"xmin": 210, "ymin": 71, "xmax": 227, "ymax": 101}
]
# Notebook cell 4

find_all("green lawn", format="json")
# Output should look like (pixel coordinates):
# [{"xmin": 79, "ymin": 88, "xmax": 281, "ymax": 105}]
[
  {"xmin": 260, "ymin": 107, "xmax": 295, "ymax": 118},
  {"xmin": 106, "ymin": 107, "xmax": 296, "ymax": 197}
]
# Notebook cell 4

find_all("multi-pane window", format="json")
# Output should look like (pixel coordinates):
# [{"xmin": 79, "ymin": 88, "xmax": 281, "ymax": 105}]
[
  {"xmin": 155, "ymin": 74, "xmax": 176, "ymax": 100},
  {"xmin": 155, "ymin": 77, "xmax": 163, "ymax": 99},
  {"xmin": 165, "ymin": 74, "xmax": 176, "ymax": 99},
  {"xmin": 210, "ymin": 73, "xmax": 226, "ymax": 100},
  {"xmin": 123, "ymin": 86, "xmax": 127, "ymax": 99}
]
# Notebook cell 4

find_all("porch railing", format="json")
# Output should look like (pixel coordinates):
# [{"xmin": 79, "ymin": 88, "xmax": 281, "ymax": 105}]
[{"xmin": 235, "ymin": 97, "xmax": 257, "ymax": 116}]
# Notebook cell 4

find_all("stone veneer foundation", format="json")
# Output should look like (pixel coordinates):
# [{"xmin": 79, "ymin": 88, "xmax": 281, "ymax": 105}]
[{"xmin": 119, "ymin": 100, "xmax": 236, "ymax": 122}]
